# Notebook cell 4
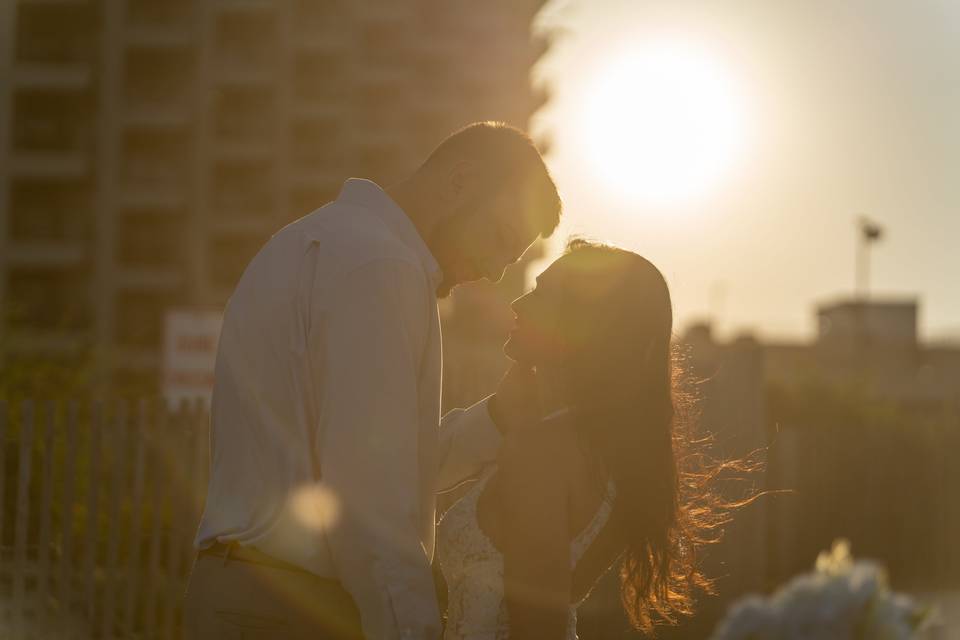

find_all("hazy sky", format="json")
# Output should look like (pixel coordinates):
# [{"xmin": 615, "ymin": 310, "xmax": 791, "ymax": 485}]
[{"xmin": 531, "ymin": 0, "xmax": 959, "ymax": 343}]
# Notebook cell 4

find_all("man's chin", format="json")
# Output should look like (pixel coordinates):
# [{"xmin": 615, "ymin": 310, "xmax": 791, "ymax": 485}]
[{"xmin": 502, "ymin": 338, "xmax": 526, "ymax": 363}]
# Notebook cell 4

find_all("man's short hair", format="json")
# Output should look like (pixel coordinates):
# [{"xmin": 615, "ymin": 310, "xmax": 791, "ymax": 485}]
[{"xmin": 421, "ymin": 121, "xmax": 562, "ymax": 237}]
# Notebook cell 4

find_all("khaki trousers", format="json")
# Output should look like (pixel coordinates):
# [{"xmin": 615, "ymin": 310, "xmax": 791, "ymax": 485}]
[{"xmin": 182, "ymin": 553, "xmax": 364, "ymax": 639}]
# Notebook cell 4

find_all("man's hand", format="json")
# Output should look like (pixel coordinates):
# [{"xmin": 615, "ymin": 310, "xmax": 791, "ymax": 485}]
[{"xmin": 489, "ymin": 363, "xmax": 543, "ymax": 434}]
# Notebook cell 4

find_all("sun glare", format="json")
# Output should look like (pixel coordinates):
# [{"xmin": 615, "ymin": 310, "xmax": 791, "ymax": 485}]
[{"xmin": 580, "ymin": 41, "xmax": 747, "ymax": 205}]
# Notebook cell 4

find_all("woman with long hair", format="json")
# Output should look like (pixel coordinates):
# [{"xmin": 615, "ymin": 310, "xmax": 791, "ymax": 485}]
[{"xmin": 437, "ymin": 239, "xmax": 752, "ymax": 639}]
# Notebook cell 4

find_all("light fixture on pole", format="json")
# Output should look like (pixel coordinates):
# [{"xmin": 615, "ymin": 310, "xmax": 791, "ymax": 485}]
[{"xmin": 855, "ymin": 216, "xmax": 884, "ymax": 300}]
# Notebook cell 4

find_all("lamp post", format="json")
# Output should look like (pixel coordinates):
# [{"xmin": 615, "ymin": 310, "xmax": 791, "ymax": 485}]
[{"xmin": 856, "ymin": 216, "xmax": 884, "ymax": 300}]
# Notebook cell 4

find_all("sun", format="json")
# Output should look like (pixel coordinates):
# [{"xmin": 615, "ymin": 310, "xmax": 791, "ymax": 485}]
[{"xmin": 579, "ymin": 41, "xmax": 747, "ymax": 205}]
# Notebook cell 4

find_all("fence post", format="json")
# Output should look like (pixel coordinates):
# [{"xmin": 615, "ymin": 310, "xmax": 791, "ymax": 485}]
[
  {"xmin": 59, "ymin": 400, "xmax": 80, "ymax": 638},
  {"xmin": 13, "ymin": 400, "xmax": 35, "ymax": 638},
  {"xmin": 163, "ymin": 399, "xmax": 189, "ymax": 640},
  {"xmin": 123, "ymin": 398, "xmax": 150, "ymax": 636},
  {"xmin": 37, "ymin": 400, "xmax": 58, "ymax": 617},
  {"xmin": 0, "ymin": 400, "xmax": 7, "ymax": 568},
  {"xmin": 85, "ymin": 401, "xmax": 103, "ymax": 621},
  {"xmin": 101, "ymin": 399, "xmax": 129, "ymax": 638},
  {"xmin": 144, "ymin": 400, "xmax": 169, "ymax": 633}
]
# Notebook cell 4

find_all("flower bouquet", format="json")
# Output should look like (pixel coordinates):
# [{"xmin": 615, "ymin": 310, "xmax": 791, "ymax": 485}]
[{"xmin": 710, "ymin": 540, "xmax": 935, "ymax": 640}]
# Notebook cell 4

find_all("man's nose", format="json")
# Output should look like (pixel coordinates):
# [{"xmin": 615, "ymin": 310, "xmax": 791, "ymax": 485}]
[{"xmin": 485, "ymin": 265, "xmax": 507, "ymax": 283}]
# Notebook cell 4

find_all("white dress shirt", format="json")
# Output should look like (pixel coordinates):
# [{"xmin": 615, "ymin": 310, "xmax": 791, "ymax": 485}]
[{"xmin": 194, "ymin": 178, "xmax": 503, "ymax": 639}]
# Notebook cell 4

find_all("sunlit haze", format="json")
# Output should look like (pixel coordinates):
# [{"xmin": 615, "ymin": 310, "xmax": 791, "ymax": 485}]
[
  {"xmin": 579, "ymin": 40, "xmax": 747, "ymax": 205},
  {"xmin": 533, "ymin": 0, "xmax": 960, "ymax": 343}
]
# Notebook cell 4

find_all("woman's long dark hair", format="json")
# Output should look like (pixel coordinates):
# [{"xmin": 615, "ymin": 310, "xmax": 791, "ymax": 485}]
[{"xmin": 558, "ymin": 239, "xmax": 755, "ymax": 633}]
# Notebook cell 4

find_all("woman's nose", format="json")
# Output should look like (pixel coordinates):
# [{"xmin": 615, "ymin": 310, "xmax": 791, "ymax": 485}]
[{"xmin": 510, "ymin": 293, "xmax": 529, "ymax": 315}]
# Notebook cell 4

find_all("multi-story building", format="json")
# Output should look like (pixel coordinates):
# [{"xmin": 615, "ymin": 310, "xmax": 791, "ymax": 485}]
[
  {"xmin": 673, "ymin": 298, "xmax": 960, "ymax": 637},
  {"xmin": 0, "ymin": 0, "xmax": 550, "ymax": 389}
]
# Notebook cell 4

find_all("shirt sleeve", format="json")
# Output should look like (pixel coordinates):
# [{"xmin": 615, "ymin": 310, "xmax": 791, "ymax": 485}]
[
  {"xmin": 437, "ymin": 397, "xmax": 503, "ymax": 492},
  {"xmin": 313, "ymin": 258, "xmax": 441, "ymax": 640}
]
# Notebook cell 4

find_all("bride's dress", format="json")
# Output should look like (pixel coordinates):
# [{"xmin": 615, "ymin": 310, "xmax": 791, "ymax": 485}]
[{"xmin": 436, "ymin": 465, "xmax": 616, "ymax": 640}]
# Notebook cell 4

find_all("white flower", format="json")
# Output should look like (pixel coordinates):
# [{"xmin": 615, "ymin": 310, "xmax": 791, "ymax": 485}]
[{"xmin": 710, "ymin": 540, "xmax": 928, "ymax": 640}]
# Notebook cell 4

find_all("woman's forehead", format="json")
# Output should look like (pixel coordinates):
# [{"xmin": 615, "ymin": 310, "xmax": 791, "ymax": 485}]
[{"xmin": 540, "ymin": 250, "xmax": 634, "ymax": 298}]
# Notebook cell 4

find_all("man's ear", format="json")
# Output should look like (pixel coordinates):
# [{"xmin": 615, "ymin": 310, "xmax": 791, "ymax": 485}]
[{"xmin": 446, "ymin": 160, "xmax": 476, "ymax": 202}]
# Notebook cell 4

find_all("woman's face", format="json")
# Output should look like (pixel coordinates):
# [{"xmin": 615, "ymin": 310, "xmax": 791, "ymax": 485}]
[
  {"xmin": 504, "ymin": 262, "xmax": 567, "ymax": 366},
  {"xmin": 504, "ymin": 251, "xmax": 612, "ymax": 367}
]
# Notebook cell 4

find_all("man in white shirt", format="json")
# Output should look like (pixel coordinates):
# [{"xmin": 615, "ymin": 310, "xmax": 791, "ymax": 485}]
[{"xmin": 183, "ymin": 122, "xmax": 561, "ymax": 639}]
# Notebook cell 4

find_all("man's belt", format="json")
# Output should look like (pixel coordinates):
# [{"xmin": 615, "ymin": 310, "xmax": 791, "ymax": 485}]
[{"xmin": 200, "ymin": 540, "xmax": 319, "ymax": 577}]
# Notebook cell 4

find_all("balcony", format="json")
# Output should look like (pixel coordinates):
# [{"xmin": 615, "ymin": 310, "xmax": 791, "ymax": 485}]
[
  {"xmin": 5, "ymin": 267, "xmax": 91, "ymax": 332},
  {"xmin": 214, "ymin": 141, "xmax": 273, "ymax": 162},
  {"xmin": 124, "ymin": 48, "xmax": 195, "ymax": 113},
  {"xmin": 126, "ymin": 0, "xmax": 192, "ymax": 31},
  {"xmin": 292, "ymin": 50, "xmax": 343, "ymax": 103},
  {"xmin": 214, "ymin": 67, "xmax": 274, "ymax": 89},
  {"xmin": 118, "ymin": 187, "xmax": 187, "ymax": 212},
  {"xmin": 290, "ymin": 127, "xmax": 340, "ymax": 173},
  {"xmin": 121, "ymin": 158, "xmax": 187, "ymax": 192},
  {"xmin": 290, "ymin": 103, "xmax": 341, "ymax": 121},
  {"xmin": 15, "ymin": 3, "xmax": 96, "ymax": 64},
  {"xmin": 9, "ymin": 178, "xmax": 92, "ymax": 242},
  {"xmin": 124, "ymin": 25, "xmax": 193, "ymax": 49},
  {"xmin": 4, "ymin": 241, "xmax": 86, "ymax": 268},
  {"xmin": 207, "ymin": 213, "xmax": 274, "ymax": 236},
  {"xmin": 3, "ymin": 329, "xmax": 88, "ymax": 358},
  {"xmin": 123, "ymin": 97, "xmax": 191, "ymax": 131},
  {"xmin": 115, "ymin": 268, "xmax": 184, "ymax": 290},
  {"xmin": 115, "ymin": 289, "xmax": 184, "ymax": 349},
  {"xmin": 287, "ymin": 169, "xmax": 342, "ymax": 192},
  {"xmin": 206, "ymin": 230, "xmax": 268, "ymax": 290},
  {"xmin": 9, "ymin": 151, "xmax": 89, "ymax": 178},
  {"xmin": 211, "ymin": 160, "xmax": 274, "ymax": 214},
  {"xmin": 212, "ymin": 0, "xmax": 274, "ymax": 10},
  {"xmin": 12, "ymin": 63, "xmax": 91, "ymax": 90},
  {"xmin": 113, "ymin": 346, "xmax": 161, "ymax": 371},
  {"xmin": 14, "ymin": 89, "xmax": 94, "ymax": 153},
  {"xmin": 212, "ymin": 85, "xmax": 274, "ymax": 144},
  {"xmin": 120, "ymin": 130, "xmax": 190, "ymax": 192},
  {"xmin": 212, "ymin": 9, "xmax": 277, "ymax": 83},
  {"xmin": 291, "ymin": 0, "xmax": 347, "ymax": 40},
  {"xmin": 117, "ymin": 211, "xmax": 187, "ymax": 272},
  {"xmin": 287, "ymin": 181, "xmax": 338, "ymax": 219},
  {"xmin": 20, "ymin": 0, "xmax": 89, "ymax": 4}
]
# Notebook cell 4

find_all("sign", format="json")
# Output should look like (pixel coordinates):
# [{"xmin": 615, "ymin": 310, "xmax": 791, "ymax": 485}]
[{"xmin": 162, "ymin": 308, "xmax": 223, "ymax": 409}]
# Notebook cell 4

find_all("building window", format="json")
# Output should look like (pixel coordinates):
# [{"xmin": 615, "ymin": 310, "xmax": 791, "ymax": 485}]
[
  {"xmin": 121, "ymin": 130, "xmax": 190, "ymax": 190},
  {"xmin": 13, "ymin": 90, "xmax": 93, "ymax": 153},
  {"xmin": 214, "ymin": 86, "xmax": 274, "ymax": 143},
  {"xmin": 9, "ymin": 179, "xmax": 92, "ymax": 242},
  {"xmin": 124, "ymin": 48, "xmax": 195, "ymax": 112},
  {"xmin": 15, "ymin": 4, "xmax": 96, "ymax": 65},
  {"xmin": 212, "ymin": 161, "xmax": 274, "ymax": 214},
  {"xmin": 118, "ymin": 213, "xmax": 185, "ymax": 269},
  {"xmin": 6, "ymin": 268, "xmax": 90, "ymax": 331},
  {"xmin": 215, "ymin": 11, "xmax": 276, "ymax": 71},
  {"xmin": 293, "ymin": 0, "xmax": 346, "ymax": 37},
  {"xmin": 293, "ymin": 51, "xmax": 341, "ymax": 103},
  {"xmin": 126, "ymin": 0, "xmax": 192, "ymax": 29},
  {"xmin": 289, "ymin": 184, "xmax": 338, "ymax": 221},
  {"xmin": 115, "ymin": 290, "xmax": 182, "ymax": 348},
  {"xmin": 290, "ymin": 118, "xmax": 340, "ymax": 171},
  {"xmin": 208, "ymin": 232, "xmax": 266, "ymax": 291}
]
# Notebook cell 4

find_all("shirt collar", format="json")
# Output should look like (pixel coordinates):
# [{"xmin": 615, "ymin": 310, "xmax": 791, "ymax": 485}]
[{"xmin": 337, "ymin": 178, "xmax": 443, "ymax": 290}]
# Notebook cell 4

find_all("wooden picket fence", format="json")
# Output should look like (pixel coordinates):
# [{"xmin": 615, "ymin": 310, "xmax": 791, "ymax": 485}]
[{"xmin": 0, "ymin": 399, "xmax": 209, "ymax": 639}]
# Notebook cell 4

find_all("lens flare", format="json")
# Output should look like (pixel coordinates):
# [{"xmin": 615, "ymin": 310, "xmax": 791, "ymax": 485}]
[
  {"xmin": 290, "ymin": 483, "xmax": 341, "ymax": 531},
  {"xmin": 580, "ymin": 40, "xmax": 747, "ymax": 205}
]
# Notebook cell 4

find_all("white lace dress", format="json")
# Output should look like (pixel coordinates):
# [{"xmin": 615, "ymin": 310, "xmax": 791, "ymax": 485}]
[{"xmin": 436, "ymin": 466, "xmax": 616, "ymax": 640}]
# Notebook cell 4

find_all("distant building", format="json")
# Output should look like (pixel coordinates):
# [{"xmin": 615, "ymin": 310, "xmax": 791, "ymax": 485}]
[
  {"xmin": 0, "ymin": 0, "xmax": 550, "ymax": 388},
  {"xmin": 679, "ymin": 297, "xmax": 960, "ymax": 629},
  {"xmin": 765, "ymin": 298, "xmax": 960, "ymax": 408}
]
